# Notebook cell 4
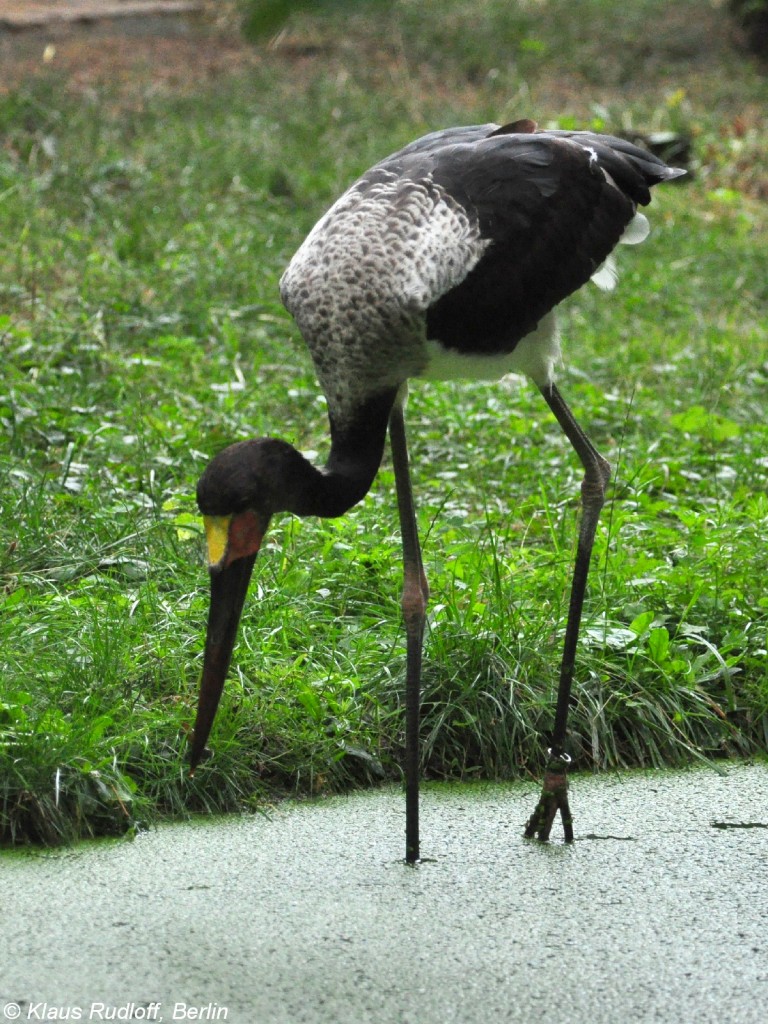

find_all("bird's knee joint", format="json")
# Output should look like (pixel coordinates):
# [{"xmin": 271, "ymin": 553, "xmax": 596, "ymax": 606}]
[
  {"xmin": 401, "ymin": 578, "xmax": 427, "ymax": 630},
  {"xmin": 419, "ymin": 569, "xmax": 429, "ymax": 604},
  {"xmin": 581, "ymin": 456, "xmax": 611, "ymax": 505}
]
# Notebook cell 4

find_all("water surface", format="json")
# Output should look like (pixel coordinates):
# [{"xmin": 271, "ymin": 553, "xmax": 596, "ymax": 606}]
[{"xmin": 2, "ymin": 764, "xmax": 767, "ymax": 1023}]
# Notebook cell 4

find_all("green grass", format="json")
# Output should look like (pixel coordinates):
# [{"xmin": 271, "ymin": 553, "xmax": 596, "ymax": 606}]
[{"xmin": 1, "ymin": 0, "xmax": 767, "ymax": 844}]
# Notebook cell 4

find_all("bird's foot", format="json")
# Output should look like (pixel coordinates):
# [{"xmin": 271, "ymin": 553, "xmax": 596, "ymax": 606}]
[{"xmin": 524, "ymin": 755, "xmax": 574, "ymax": 842}]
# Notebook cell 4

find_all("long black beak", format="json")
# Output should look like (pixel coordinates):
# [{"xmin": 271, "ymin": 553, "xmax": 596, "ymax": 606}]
[{"xmin": 189, "ymin": 553, "xmax": 257, "ymax": 772}]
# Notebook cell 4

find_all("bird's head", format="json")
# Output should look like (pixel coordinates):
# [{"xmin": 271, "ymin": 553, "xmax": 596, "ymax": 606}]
[
  {"xmin": 196, "ymin": 439, "xmax": 278, "ymax": 570},
  {"xmin": 189, "ymin": 437, "xmax": 309, "ymax": 772},
  {"xmin": 195, "ymin": 435, "xmax": 322, "ymax": 566}
]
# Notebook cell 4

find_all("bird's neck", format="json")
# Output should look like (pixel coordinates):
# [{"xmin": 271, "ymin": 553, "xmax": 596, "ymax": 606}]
[{"xmin": 288, "ymin": 388, "xmax": 398, "ymax": 519}]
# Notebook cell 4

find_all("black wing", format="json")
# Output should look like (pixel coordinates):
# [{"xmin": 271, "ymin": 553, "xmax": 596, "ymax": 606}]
[{"xmin": 414, "ymin": 124, "xmax": 681, "ymax": 355}]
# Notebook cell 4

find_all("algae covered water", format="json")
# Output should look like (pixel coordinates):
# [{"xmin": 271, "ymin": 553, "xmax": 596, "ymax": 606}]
[{"xmin": 2, "ymin": 764, "xmax": 767, "ymax": 1024}]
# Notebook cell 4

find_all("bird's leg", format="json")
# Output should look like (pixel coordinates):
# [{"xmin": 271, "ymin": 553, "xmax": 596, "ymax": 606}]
[
  {"xmin": 388, "ymin": 401, "xmax": 429, "ymax": 864},
  {"xmin": 525, "ymin": 382, "xmax": 611, "ymax": 842}
]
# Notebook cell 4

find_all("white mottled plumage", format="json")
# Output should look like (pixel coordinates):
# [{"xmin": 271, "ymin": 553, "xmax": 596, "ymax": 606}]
[{"xmin": 280, "ymin": 172, "xmax": 490, "ymax": 414}]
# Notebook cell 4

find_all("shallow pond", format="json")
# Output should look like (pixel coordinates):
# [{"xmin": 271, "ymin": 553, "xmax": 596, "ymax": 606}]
[{"xmin": 2, "ymin": 764, "xmax": 767, "ymax": 1024}]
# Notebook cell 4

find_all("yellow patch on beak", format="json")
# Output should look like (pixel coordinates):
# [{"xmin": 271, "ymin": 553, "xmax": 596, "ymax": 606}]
[{"xmin": 203, "ymin": 515, "xmax": 232, "ymax": 568}]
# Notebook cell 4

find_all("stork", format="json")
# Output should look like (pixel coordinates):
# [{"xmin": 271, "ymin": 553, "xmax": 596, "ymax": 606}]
[{"xmin": 189, "ymin": 119, "xmax": 684, "ymax": 862}]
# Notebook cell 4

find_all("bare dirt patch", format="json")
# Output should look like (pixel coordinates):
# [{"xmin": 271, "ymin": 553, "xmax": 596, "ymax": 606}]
[{"xmin": 0, "ymin": 1, "xmax": 251, "ymax": 99}]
